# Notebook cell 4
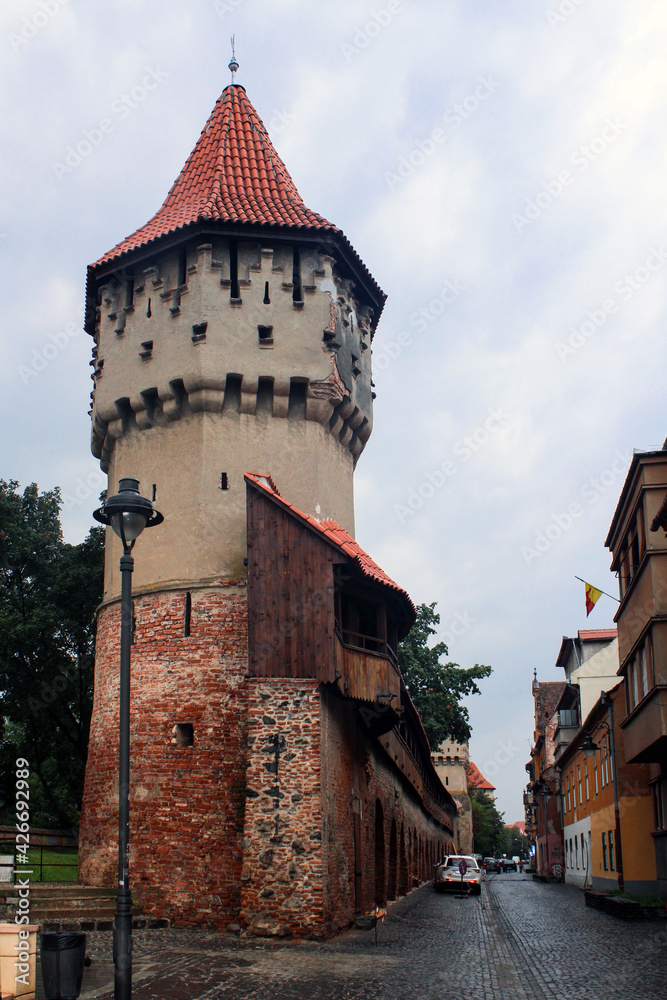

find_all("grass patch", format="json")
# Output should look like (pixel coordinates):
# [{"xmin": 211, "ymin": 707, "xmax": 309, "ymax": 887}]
[{"xmin": 13, "ymin": 847, "xmax": 78, "ymax": 882}]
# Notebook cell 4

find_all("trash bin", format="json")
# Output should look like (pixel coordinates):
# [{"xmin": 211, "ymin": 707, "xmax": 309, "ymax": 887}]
[
  {"xmin": 40, "ymin": 932, "xmax": 86, "ymax": 1000},
  {"xmin": 0, "ymin": 923, "xmax": 39, "ymax": 999}
]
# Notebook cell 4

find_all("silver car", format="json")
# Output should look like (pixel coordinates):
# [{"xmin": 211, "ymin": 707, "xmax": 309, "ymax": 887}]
[{"xmin": 434, "ymin": 855, "xmax": 482, "ymax": 895}]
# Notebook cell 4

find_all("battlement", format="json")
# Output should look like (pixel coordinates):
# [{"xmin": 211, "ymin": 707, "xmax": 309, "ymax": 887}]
[{"xmin": 90, "ymin": 240, "xmax": 374, "ymax": 472}]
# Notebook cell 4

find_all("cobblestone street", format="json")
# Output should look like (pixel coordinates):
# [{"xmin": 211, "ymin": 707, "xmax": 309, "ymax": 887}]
[{"xmin": 39, "ymin": 874, "xmax": 667, "ymax": 1000}]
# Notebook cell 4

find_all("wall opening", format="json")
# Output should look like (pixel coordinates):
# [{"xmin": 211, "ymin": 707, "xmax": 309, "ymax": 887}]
[
  {"xmin": 173, "ymin": 723, "xmax": 194, "ymax": 748},
  {"xmin": 292, "ymin": 247, "xmax": 302, "ymax": 302},
  {"xmin": 184, "ymin": 591, "xmax": 191, "ymax": 637},
  {"xmin": 287, "ymin": 378, "xmax": 307, "ymax": 420},
  {"xmin": 230, "ymin": 241, "xmax": 240, "ymax": 299}
]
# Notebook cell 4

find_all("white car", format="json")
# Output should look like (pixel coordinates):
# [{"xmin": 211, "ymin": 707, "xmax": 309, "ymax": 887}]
[{"xmin": 434, "ymin": 855, "xmax": 482, "ymax": 895}]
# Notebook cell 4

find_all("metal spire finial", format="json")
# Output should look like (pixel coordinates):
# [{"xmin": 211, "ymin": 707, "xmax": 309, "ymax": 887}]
[{"xmin": 229, "ymin": 35, "xmax": 239, "ymax": 83}]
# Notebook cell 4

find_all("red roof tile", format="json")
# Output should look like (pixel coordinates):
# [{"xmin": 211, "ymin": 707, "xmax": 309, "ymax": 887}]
[
  {"xmin": 94, "ymin": 85, "xmax": 338, "ymax": 269},
  {"xmin": 468, "ymin": 761, "xmax": 495, "ymax": 791},
  {"xmin": 244, "ymin": 472, "xmax": 415, "ymax": 620},
  {"xmin": 577, "ymin": 628, "xmax": 617, "ymax": 641}
]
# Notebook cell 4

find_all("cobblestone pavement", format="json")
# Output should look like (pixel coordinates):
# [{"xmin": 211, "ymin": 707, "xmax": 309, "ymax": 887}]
[{"xmin": 35, "ymin": 873, "xmax": 667, "ymax": 1000}]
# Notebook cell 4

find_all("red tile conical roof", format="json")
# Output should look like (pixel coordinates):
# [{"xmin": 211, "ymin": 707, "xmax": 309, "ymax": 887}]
[{"xmin": 94, "ymin": 84, "xmax": 338, "ymax": 268}]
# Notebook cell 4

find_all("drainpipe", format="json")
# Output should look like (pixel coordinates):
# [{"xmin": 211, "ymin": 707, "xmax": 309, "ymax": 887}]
[{"xmin": 604, "ymin": 693, "xmax": 624, "ymax": 891}]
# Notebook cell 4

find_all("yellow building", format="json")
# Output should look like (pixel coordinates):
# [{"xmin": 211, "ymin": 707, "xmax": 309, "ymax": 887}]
[
  {"xmin": 559, "ymin": 681, "xmax": 655, "ymax": 894},
  {"xmin": 605, "ymin": 447, "xmax": 667, "ymax": 899}
]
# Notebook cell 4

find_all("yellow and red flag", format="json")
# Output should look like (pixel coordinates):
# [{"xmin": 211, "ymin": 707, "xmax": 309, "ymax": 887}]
[{"xmin": 584, "ymin": 581, "xmax": 603, "ymax": 616}]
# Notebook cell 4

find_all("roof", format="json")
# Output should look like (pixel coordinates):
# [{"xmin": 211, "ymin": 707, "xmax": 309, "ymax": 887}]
[
  {"xmin": 577, "ymin": 628, "xmax": 618, "ymax": 641},
  {"xmin": 467, "ymin": 761, "xmax": 495, "ymax": 791},
  {"xmin": 605, "ymin": 448, "xmax": 666, "ymax": 548},
  {"xmin": 556, "ymin": 629, "xmax": 617, "ymax": 668},
  {"xmin": 536, "ymin": 681, "xmax": 567, "ymax": 722},
  {"xmin": 244, "ymin": 472, "xmax": 416, "ymax": 625},
  {"xmin": 94, "ymin": 85, "xmax": 337, "ymax": 269}
]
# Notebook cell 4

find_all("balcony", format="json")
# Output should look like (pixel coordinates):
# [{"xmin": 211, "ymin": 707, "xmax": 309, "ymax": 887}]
[
  {"xmin": 334, "ymin": 631, "xmax": 402, "ymax": 718},
  {"xmin": 621, "ymin": 686, "xmax": 667, "ymax": 763},
  {"xmin": 554, "ymin": 709, "xmax": 580, "ymax": 762}
]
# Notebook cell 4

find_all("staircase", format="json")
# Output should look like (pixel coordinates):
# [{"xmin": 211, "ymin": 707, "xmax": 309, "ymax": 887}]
[{"xmin": 0, "ymin": 884, "xmax": 168, "ymax": 930}]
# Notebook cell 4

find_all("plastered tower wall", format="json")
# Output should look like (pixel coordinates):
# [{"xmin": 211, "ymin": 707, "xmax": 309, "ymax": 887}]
[{"xmin": 92, "ymin": 240, "xmax": 374, "ymax": 598}]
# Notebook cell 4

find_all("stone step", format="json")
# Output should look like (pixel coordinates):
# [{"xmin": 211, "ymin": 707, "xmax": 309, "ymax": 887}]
[
  {"xmin": 39, "ymin": 916, "xmax": 170, "ymax": 932},
  {"xmin": 1, "ymin": 884, "xmax": 115, "ymax": 900}
]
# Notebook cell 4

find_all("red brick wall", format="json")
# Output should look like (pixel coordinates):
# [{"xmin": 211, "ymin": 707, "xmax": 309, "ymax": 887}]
[
  {"xmin": 80, "ymin": 592, "xmax": 454, "ymax": 936},
  {"xmin": 79, "ymin": 585, "xmax": 249, "ymax": 928}
]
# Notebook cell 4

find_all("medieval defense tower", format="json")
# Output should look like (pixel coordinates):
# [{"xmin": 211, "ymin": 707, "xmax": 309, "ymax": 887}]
[{"xmin": 79, "ymin": 72, "xmax": 455, "ymax": 936}]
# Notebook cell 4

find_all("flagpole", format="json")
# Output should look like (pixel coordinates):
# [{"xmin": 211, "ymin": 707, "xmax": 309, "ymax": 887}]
[{"xmin": 574, "ymin": 576, "xmax": 620, "ymax": 603}]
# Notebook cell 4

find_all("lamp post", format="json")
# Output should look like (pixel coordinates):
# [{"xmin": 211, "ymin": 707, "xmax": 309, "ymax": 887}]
[{"xmin": 94, "ymin": 478, "xmax": 162, "ymax": 1000}]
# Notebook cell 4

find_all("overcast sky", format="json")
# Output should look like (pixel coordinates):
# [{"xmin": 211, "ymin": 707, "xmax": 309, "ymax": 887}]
[{"xmin": 2, "ymin": 1, "xmax": 665, "ymax": 822}]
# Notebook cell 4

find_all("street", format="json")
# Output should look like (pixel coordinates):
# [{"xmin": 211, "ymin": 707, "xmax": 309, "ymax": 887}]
[{"xmin": 43, "ymin": 873, "xmax": 667, "ymax": 1000}]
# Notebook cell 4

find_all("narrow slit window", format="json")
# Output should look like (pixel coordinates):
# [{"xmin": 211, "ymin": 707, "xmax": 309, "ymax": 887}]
[
  {"xmin": 258, "ymin": 325, "xmax": 273, "ymax": 346},
  {"xmin": 292, "ymin": 247, "xmax": 302, "ymax": 301},
  {"xmin": 230, "ymin": 241, "xmax": 240, "ymax": 299},
  {"xmin": 152, "ymin": 484, "xmax": 157, "ymax": 501},
  {"xmin": 219, "ymin": 472, "xmax": 229, "ymax": 491},
  {"xmin": 184, "ymin": 591, "xmax": 191, "ymax": 637},
  {"xmin": 146, "ymin": 297, "xmax": 152, "ymax": 318},
  {"xmin": 125, "ymin": 275, "xmax": 134, "ymax": 308},
  {"xmin": 263, "ymin": 281, "xmax": 271, "ymax": 304}
]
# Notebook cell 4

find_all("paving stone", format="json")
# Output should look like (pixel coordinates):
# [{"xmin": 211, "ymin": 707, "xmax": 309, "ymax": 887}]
[{"xmin": 34, "ymin": 872, "xmax": 667, "ymax": 999}]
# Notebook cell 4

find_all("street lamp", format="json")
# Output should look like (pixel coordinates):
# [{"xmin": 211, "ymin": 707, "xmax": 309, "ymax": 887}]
[{"xmin": 94, "ymin": 478, "xmax": 162, "ymax": 1000}]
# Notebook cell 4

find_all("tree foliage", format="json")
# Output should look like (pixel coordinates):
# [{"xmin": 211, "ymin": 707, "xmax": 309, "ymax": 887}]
[
  {"xmin": 505, "ymin": 826, "xmax": 531, "ymax": 859},
  {"xmin": 398, "ymin": 603, "xmax": 491, "ymax": 748},
  {"xmin": 471, "ymin": 788, "xmax": 507, "ymax": 858},
  {"xmin": 0, "ymin": 480, "xmax": 104, "ymax": 828}
]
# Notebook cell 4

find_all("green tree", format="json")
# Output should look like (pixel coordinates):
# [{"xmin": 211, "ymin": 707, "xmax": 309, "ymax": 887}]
[
  {"xmin": 505, "ymin": 825, "xmax": 531, "ymax": 859},
  {"xmin": 471, "ymin": 788, "xmax": 507, "ymax": 858},
  {"xmin": 0, "ymin": 480, "xmax": 104, "ymax": 828},
  {"xmin": 398, "ymin": 603, "xmax": 491, "ymax": 748}
]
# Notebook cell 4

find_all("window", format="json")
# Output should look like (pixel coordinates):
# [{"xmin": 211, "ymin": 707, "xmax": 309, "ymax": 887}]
[
  {"xmin": 585, "ymin": 763, "xmax": 589, "ymax": 801},
  {"xmin": 578, "ymin": 765, "xmax": 582, "ymax": 805},
  {"xmin": 602, "ymin": 832, "xmax": 608, "ymax": 870},
  {"xmin": 575, "ymin": 838, "xmax": 579, "ymax": 868},
  {"xmin": 566, "ymin": 776, "xmax": 571, "ymax": 813},
  {"xmin": 258, "ymin": 325, "xmax": 274, "ymax": 346},
  {"xmin": 608, "ymin": 830, "xmax": 615, "ymax": 870},
  {"xmin": 594, "ymin": 760, "xmax": 598, "ymax": 795},
  {"xmin": 581, "ymin": 833, "xmax": 585, "ymax": 870},
  {"xmin": 652, "ymin": 777, "xmax": 667, "ymax": 832}
]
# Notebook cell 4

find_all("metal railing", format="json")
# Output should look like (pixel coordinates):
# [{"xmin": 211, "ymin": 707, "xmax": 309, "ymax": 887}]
[{"xmin": 0, "ymin": 844, "xmax": 78, "ymax": 883}]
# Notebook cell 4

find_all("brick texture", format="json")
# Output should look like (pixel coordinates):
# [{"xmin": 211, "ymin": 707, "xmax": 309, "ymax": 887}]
[
  {"xmin": 80, "ymin": 590, "xmax": 454, "ymax": 936},
  {"xmin": 79, "ymin": 586, "xmax": 249, "ymax": 928}
]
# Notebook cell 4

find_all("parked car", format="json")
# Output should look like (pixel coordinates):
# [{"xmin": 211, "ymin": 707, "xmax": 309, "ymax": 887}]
[
  {"xmin": 434, "ymin": 855, "xmax": 482, "ymax": 895},
  {"xmin": 483, "ymin": 857, "xmax": 501, "ymax": 873},
  {"xmin": 499, "ymin": 857, "xmax": 517, "ymax": 872}
]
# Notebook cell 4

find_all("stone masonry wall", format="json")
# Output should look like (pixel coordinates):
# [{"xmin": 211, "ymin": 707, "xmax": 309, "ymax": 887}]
[
  {"xmin": 239, "ymin": 680, "xmax": 324, "ymax": 936},
  {"xmin": 79, "ymin": 585, "xmax": 249, "ymax": 928}
]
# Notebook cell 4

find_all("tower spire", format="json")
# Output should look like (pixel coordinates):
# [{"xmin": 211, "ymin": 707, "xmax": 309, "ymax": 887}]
[{"xmin": 229, "ymin": 35, "xmax": 239, "ymax": 84}]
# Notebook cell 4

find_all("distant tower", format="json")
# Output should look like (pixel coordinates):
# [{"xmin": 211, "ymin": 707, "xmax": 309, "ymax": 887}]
[{"xmin": 78, "ymin": 77, "xmax": 385, "ymax": 926}]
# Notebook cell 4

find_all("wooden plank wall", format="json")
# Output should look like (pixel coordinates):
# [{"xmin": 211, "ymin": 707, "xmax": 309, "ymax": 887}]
[{"xmin": 246, "ymin": 485, "xmax": 342, "ymax": 681}]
